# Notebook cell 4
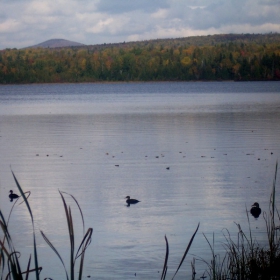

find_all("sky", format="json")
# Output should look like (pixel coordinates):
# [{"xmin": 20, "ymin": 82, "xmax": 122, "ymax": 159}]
[{"xmin": 0, "ymin": 0, "xmax": 280, "ymax": 49}]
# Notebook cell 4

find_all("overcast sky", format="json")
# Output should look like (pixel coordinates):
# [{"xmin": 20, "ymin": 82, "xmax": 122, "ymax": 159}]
[{"xmin": 1, "ymin": 0, "xmax": 280, "ymax": 49}]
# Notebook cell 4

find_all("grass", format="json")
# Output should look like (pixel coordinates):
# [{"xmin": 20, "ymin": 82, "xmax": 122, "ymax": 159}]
[
  {"xmin": 160, "ymin": 223, "xmax": 200, "ymax": 280},
  {"xmin": 40, "ymin": 191, "xmax": 93, "ymax": 280},
  {"xmin": 197, "ymin": 161, "xmax": 280, "ymax": 280},
  {"xmin": 0, "ymin": 162, "xmax": 279, "ymax": 279},
  {"xmin": 0, "ymin": 171, "xmax": 42, "ymax": 280},
  {"xmin": 0, "ymin": 171, "xmax": 92, "ymax": 280}
]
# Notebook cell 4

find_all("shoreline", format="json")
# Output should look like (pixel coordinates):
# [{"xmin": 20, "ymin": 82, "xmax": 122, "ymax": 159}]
[{"xmin": 1, "ymin": 79, "xmax": 280, "ymax": 86}]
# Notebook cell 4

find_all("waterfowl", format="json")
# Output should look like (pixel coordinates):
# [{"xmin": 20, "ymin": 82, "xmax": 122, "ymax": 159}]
[
  {"xmin": 250, "ymin": 202, "xmax": 261, "ymax": 218},
  {"xmin": 125, "ymin": 196, "xmax": 140, "ymax": 205},
  {"xmin": 9, "ymin": 190, "xmax": 20, "ymax": 199}
]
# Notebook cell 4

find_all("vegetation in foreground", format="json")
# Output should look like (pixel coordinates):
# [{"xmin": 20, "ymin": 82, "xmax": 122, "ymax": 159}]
[
  {"xmin": 199, "ymin": 164, "xmax": 280, "ymax": 280},
  {"xmin": 0, "ymin": 33, "xmax": 280, "ymax": 84},
  {"xmin": 0, "ymin": 171, "xmax": 93, "ymax": 280},
  {"xmin": 0, "ymin": 162, "xmax": 279, "ymax": 279}
]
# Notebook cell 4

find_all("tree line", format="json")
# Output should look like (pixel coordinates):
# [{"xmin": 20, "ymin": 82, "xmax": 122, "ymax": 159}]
[{"xmin": 0, "ymin": 33, "xmax": 280, "ymax": 83}]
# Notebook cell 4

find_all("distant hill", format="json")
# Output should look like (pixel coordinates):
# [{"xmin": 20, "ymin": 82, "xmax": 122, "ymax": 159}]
[
  {"xmin": 85, "ymin": 33, "xmax": 280, "ymax": 51},
  {"xmin": 27, "ymin": 39, "xmax": 85, "ymax": 48},
  {"xmin": 25, "ymin": 33, "xmax": 280, "ymax": 50}
]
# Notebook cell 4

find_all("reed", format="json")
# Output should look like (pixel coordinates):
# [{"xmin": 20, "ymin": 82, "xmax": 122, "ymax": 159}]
[
  {"xmin": 0, "ymin": 171, "xmax": 42, "ymax": 280},
  {"xmin": 160, "ymin": 223, "xmax": 200, "ymax": 280},
  {"xmin": 200, "ymin": 161, "xmax": 280, "ymax": 280},
  {"xmin": 40, "ymin": 191, "xmax": 93, "ymax": 280},
  {"xmin": 0, "ymin": 172, "xmax": 92, "ymax": 280}
]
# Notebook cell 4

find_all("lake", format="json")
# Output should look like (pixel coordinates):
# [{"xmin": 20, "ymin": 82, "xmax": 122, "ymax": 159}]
[{"xmin": 0, "ymin": 81, "xmax": 280, "ymax": 279}]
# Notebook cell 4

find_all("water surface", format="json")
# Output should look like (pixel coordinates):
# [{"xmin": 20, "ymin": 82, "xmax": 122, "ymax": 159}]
[{"xmin": 0, "ymin": 82, "xmax": 280, "ymax": 279}]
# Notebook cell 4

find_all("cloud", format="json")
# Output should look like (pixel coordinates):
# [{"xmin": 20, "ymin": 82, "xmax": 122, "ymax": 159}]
[
  {"xmin": 0, "ymin": 19, "xmax": 22, "ymax": 33},
  {"xmin": 0, "ymin": 0, "xmax": 279, "ymax": 49},
  {"xmin": 96, "ymin": 0, "xmax": 169, "ymax": 14},
  {"xmin": 258, "ymin": 0, "xmax": 280, "ymax": 5}
]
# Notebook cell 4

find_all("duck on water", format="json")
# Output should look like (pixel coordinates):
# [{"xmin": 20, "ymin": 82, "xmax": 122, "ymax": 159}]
[
  {"xmin": 125, "ymin": 196, "xmax": 140, "ymax": 206},
  {"xmin": 9, "ymin": 190, "xmax": 20, "ymax": 201},
  {"xmin": 250, "ymin": 202, "xmax": 261, "ymax": 218}
]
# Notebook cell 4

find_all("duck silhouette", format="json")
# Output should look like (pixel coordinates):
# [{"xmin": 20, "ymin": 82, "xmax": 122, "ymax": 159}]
[
  {"xmin": 250, "ymin": 202, "xmax": 261, "ymax": 218},
  {"xmin": 125, "ymin": 196, "xmax": 140, "ymax": 206},
  {"xmin": 9, "ymin": 190, "xmax": 20, "ymax": 201}
]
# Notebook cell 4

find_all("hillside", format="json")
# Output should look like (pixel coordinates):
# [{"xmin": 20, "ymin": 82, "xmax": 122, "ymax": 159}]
[
  {"xmin": 86, "ymin": 33, "xmax": 280, "ymax": 51},
  {"xmin": 1, "ymin": 33, "xmax": 280, "ymax": 83},
  {"xmin": 27, "ymin": 39, "xmax": 85, "ymax": 48},
  {"xmin": 25, "ymin": 33, "xmax": 280, "ymax": 51}
]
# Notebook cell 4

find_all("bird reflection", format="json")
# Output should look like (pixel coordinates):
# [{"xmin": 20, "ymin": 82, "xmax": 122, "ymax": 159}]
[
  {"xmin": 250, "ymin": 202, "xmax": 261, "ymax": 218},
  {"xmin": 125, "ymin": 196, "xmax": 140, "ymax": 207},
  {"xmin": 9, "ymin": 190, "xmax": 20, "ymax": 202}
]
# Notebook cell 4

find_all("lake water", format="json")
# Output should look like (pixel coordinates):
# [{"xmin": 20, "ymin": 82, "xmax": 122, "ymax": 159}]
[{"xmin": 0, "ymin": 81, "xmax": 280, "ymax": 279}]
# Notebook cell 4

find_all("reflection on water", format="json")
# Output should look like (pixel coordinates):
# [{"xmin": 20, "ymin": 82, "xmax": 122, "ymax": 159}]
[{"xmin": 0, "ymin": 82, "xmax": 280, "ymax": 279}]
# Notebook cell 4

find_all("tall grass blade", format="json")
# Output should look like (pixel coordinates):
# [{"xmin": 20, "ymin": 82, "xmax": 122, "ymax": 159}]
[
  {"xmin": 202, "ymin": 232, "xmax": 217, "ymax": 279},
  {"xmin": 5, "ymin": 265, "xmax": 43, "ymax": 280},
  {"xmin": 270, "ymin": 161, "xmax": 278, "ymax": 245},
  {"xmin": 74, "ymin": 228, "xmax": 93, "ymax": 260},
  {"xmin": 161, "ymin": 235, "xmax": 169, "ymax": 280},
  {"xmin": 245, "ymin": 207, "xmax": 253, "ymax": 251},
  {"xmin": 172, "ymin": 222, "xmax": 200, "ymax": 280},
  {"xmin": 24, "ymin": 255, "xmax": 31, "ymax": 280},
  {"xmin": 60, "ymin": 191, "xmax": 87, "ymax": 280},
  {"xmin": 7, "ymin": 251, "xmax": 23, "ymax": 280},
  {"xmin": 0, "ymin": 248, "xmax": 5, "ymax": 280},
  {"xmin": 0, "ymin": 224, "xmax": 11, "ymax": 257},
  {"xmin": 40, "ymin": 191, "xmax": 92, "ymax": 280},
  {"xmin": 2, "ymin": 192, "xmax": 30, "ymax": 250},
  {"xmin": 40, "ymin": 231, "xmax": 69, "ymax": 280},
  {"xmin": 191, "ymin": 258, "xmax": 196, "ymax": 280},
  {"xmin": 75, "ymin": 228, "xmax": 93, "ymax": 280},
  {"xmin": 58, "ymin": 191, "xmax": 75, "ymax": 280},
  {"xmin": 264, "ymin": 161, "xmax": 278, "ymax": 255},
  {"xmin": 11, "ymin": 171, "xmax": 40, "ymax": 280},
  {"xmin": 1, "ymin": 207, "xmax": 42, "ymax": 280},
  {"xmin": 60, "ymin": 191, "xmax": 88, "ymax": 280},
  {"xmin": 60, "ymin": 192, "xmax": 85, "ymax": 235},
  {"xmin": 69, "ymin": 207, "xmax": 75, "ymax": 280},
  {"xmin": 1, "ymin": 207, "xmax": 16, "ymax": 254},
  {"xmin": 0, "ymin": 210, "xmax": 23, "ymax": 280},
  {"xmin": 271, "ymin": 161, "xmax": 278, "ymax": 221}
]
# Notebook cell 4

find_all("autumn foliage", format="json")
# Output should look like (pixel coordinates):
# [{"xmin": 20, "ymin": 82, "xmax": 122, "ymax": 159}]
[{"xmin": 0, "ymin": 33, "xmax": 280, "ymax": 83}]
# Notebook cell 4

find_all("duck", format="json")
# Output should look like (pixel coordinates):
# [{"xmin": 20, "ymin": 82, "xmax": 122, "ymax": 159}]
[
  {"xmin": 125, "ymin": 196, "xmax": 140, "ymax": 205},
  {"xmin": 250, "ymin": 202, "xmax": 261, "ymax": 218},
  {"xmin": 9, "ymin": 190, "xmax": 20, "ymax": 200}
]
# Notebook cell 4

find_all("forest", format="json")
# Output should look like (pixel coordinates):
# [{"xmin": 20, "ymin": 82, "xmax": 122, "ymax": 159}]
[{"xmin": 0, "ymin": 33, "xmax": 280, "ymax": 83}]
